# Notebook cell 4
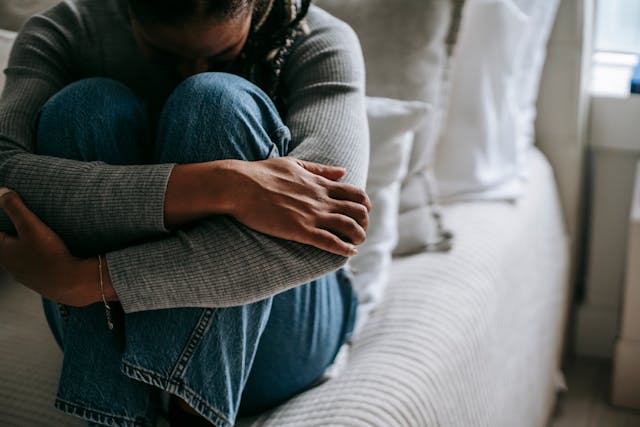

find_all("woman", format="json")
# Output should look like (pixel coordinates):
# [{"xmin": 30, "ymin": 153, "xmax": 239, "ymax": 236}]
[{"xmin": 0, "ymin": 0, "xmax": 369, "ymax": 425}]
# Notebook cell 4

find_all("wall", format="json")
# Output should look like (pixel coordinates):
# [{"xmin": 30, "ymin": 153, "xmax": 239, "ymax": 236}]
[
  {"xmin": 535, "ymin": 0, "xmax": 594, "ymax": 358},
  {"xmin": 576, "ymin": 95, "xmax": 640, "ymax": 358}
]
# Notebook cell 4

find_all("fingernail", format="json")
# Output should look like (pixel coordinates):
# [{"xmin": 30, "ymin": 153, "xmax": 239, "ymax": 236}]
[
  {"xmin": 0, "ymin": 188, "xmax": 13, "ymax": 199},
  {"xmin": 350, "ymin": 246, "xmax": 358, "ymax": 256}
]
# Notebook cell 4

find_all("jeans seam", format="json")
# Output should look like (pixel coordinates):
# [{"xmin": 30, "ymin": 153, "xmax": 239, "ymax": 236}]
[
  {"xmin": 121, "ymin": 362, "xmax": 232, "ymax": 427},
  {"xmin": 55, "ymin": 398, "xmax": 150, "ymax": 427},
  {"xmin": 120, "ymin": 307, "xmax": 232, "ymax": 427},
  {"xmin": 337, "ymin": 268, "xmax": 358, "ymax": 344},
  {"xmin": 169, "ymin": 308, "xmax": 216, "ymax": 379}
]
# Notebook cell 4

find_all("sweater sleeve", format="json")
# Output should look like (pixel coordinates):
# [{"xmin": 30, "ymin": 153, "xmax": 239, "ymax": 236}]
[
  {"xmin": 105, "ymin": 14, "xmax": 369, "ymax": 313},
  {"xmin": 0, "ymin": 7, "xmax": 173, "ymax": 255}
]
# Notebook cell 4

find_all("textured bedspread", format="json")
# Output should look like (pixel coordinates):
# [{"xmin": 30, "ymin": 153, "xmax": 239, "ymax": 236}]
[
  {"xmin": 241, "ymin": 147, "xmax": 570, "ymax": 427},
  {"xmin": 0, "ymin": 148, "xmax": 569, "ymax": 427}
]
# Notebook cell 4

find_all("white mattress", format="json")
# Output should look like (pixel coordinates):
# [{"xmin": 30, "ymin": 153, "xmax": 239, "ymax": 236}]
[{"xmin": 0, "ymin": 148, "xmax": 569, "ymax": 427}]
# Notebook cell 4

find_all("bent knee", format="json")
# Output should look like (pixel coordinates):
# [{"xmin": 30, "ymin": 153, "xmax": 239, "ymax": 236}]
[
  {"xmin": 37, "ymin": 78, "xmax": 148, "ymax": 161},
  {"xmin": 165, "ymin": 73, "xmax": 276, "ymax": 119},
  {"xmin": 156, "ymin": 73, "xmax": 289, "ymax": 163},
  {"xmin": 40, "ymin": 78, "xmax": 141, "ymax": 119},
  {"xmin": 39, "ymin": 78, "xmax": 146, "ymax": 133},
  {"xmin": 172, "ymin": 73, "xmax": 260, "ymax": 101}
]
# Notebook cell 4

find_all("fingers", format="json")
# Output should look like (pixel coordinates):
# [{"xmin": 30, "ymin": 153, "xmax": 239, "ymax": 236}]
[
  {"xmin": 0, "ymin": 188, "xmax": 42, "ymax": 237},
  {"xmin": 331, "ymin": 200, "xmax": 369, "ymax": 231},
  {"xmin": 308, "ymin": 229, "xmax": 358, "ymax": 257},
  {"xmin": 298, "ymin": 160, "xmax": 346, "ymax": 181},
  {"xmin": 318, "ymin": 213, "xmax": 366, "ymax": 246},
  {"xmin": 289, "ymin": 159, "xmax": 371, "ymax": 213},
  {"xmin": 328, "ymin": 182, "xmax": 371, "ymax": 212}
]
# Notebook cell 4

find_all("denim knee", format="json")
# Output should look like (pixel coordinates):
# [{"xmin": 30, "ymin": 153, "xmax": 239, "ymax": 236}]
[
  {"xmin": 37, "ymin": 78, "xmax": 150, "ymax": 163},
  {"xmin": 155, "ymin": 72, "xmax": 290, "ymax": 164}
]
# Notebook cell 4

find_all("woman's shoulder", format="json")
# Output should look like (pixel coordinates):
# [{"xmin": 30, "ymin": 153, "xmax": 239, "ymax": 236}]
[
  {"xmin": 305, "ymin": 5, "xmax": 357, "ymax": 38},
  {"xmin": 11, "ymin": 0, "xmax": 138, "ymax": 79},
  {"xmin": 298, "ymin": 5, "xmax": 361, "ymax": 53},
  {"xmin": 281, "ymin": 5, "xmax": 364, "ymax": 90},
  {"xmin": 22, "ymin": 0, "xmax": 129, "ymax": 36}
]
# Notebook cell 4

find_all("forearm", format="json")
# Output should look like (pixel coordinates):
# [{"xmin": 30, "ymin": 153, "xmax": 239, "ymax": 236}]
[
  {"xmin": 0, "ymin": 149, "xmax": 245, "ymax": 249},
  {"xmin": 163, "ymin": 160, "xmax": 237, "ymax": 227},
  {"xmin": 104, "ymin": 215, "xmax": 347, "ymax": 312},
  {"xmin": 2, "ymin": 135, "xmax": 242, "ymax": 253},
  {"xmin": 1, "ymin": 184, "xmax": 347, "ymax": 312},
  {"xmin": 0, "ymin": 149, "xmax": 174, "ymax": 255},
  {"xmin": 2, "ymin": 149, "xmax": 364, "ymax": 311}
]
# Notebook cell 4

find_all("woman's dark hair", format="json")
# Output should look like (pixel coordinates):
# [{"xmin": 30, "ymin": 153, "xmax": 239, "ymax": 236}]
[
  {"xmin": 128, "ymin": 0, "xmax": 255, "ymax": 25},
  {"xmin": 128, "ymin": 0, "xmax": 311, "ymax": 107}
]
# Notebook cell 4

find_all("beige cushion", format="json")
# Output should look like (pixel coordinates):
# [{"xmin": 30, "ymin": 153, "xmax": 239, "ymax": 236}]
[
  {"xmin": 316, "ymin": 0, "xmax": 458, "ymax": 103},
  {"xmin": 315, "ymin": 0, "xmax": 464, "ymax": 254},
  {"xmin": 0, "ymin": 0, "xmax": 60, "ymax": 32},
  {"xmin": 350, "ymin": 97, "xmax": 430, "ymax": 336}
]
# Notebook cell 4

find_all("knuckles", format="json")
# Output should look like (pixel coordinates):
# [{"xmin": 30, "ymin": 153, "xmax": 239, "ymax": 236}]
[
  {"xmin": 352, "ymin": 225, "xmax": 366, "ymax": 245},
  {"xmin": 356, "ymin": 190, "xmax": 371, "ymax": 211},
  {"xmin": 345, "ymin": 186, "xmax": 371, "ymax": 211},
  {"xmin": 354, "ymin": 204, "xmax": 369, "ymax": 229},
  {"xmin": 335, "ymin": 215, "xmax": 366, "ymax": 245}
]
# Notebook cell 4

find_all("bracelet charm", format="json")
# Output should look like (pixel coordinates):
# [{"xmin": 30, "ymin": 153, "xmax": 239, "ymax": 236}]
[{"xmin": 97, "ymin": 255, "xmax": 114, "ymax": 331}]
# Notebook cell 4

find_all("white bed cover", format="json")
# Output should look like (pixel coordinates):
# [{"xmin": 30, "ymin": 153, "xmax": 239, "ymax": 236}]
[{"xmin": 243, "ymin": 147, "xmax": 570, "ymax": 426}]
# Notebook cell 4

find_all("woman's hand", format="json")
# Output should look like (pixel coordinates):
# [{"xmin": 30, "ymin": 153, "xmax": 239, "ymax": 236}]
[
  {"xmin": 166, "ymin": 158, "xmax": 371, "ymax": 257},
  {"xmin": 226, "ymin": 157, "xmax": 371, "ymax": 257},
  {"xmin": 0, "ymin": 188, "xmax": 96, "ymax": 307}
]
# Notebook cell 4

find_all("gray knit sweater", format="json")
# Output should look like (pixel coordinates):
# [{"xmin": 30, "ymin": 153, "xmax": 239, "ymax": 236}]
[{"xmin": 0, "ymin": 0, "xmax": 368, "ymax": 313}]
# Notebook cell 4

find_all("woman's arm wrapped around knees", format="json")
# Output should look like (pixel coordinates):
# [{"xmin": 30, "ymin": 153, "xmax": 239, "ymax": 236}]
[
  {"xmin": 105, "ymin": 16, "xmax": 369, "ymax": 313},
  {"xmin": 0, "ymin": 9, "xmax": 176, "ymax": 254},
  {"xmin": 0, "ymin": 6, "xmax": 369, "ymax": 312}
]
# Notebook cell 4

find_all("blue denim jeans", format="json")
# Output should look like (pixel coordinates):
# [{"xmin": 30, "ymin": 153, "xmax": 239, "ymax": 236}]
[{"xmin": 38, "ymin": 74, "xmax": 357, "ymax": 427}]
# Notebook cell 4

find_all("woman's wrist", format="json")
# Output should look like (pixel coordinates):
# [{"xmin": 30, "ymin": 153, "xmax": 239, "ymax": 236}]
[
  {"xmin": 72, "ymin": 257, "xmax": 118, "ymax": 305},
  {"xmin": 164, "ymin": 161, "xmax": 238, "ymax": 228}
]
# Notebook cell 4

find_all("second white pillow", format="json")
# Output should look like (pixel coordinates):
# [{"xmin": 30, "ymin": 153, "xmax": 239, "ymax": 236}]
[{"xmin": 349, "ymin": 97, "xmax": 430, "ymax": 336}]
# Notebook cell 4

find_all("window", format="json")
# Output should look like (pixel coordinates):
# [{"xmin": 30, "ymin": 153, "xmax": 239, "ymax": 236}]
[
  {"xmin": 595, "ymin": 0, "xmax": 640, "ymax": 54},
  {"xmin": 591, "ymin": 0, "xmax": 640, "ymax": 96}
]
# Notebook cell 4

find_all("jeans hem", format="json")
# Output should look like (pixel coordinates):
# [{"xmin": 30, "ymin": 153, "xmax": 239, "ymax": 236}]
[
  {"xmin": 55, "ymin": 398, "xmax": 151, "ymax": 427},
  {"xmin": 121, "ymin": 362, "xmax": 232, "ymax": 427}
]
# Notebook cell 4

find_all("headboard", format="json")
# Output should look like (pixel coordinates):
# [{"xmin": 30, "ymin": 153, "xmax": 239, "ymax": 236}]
[
  {"xmin": 536, "ymin": 0, "xmax": 593, "ymax": 246},
  {"xmin": 536, "ymin": 0, "xmax": 593, "ymax": 299}
]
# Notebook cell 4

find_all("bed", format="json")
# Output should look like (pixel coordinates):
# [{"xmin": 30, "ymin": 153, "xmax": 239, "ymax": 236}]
[
  {"xmin": 0, "ymin": 0, "xmax": 591, "ymax": 425},
  {"xmin": 237, "ymin": 147, "xmax": 570, "ymax": 427},
  {"xmin": 0, "ymin": 147, "xmax": 569, "ymax": 427}
]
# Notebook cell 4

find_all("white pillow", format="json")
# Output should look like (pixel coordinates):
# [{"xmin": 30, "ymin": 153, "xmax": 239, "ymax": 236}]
[
  {"xmin": 436, "ymin": 0, "xmax": 528, "ymax": 201},
  {"xmin": 395, "ymin": 172, "xmax": 453, "ymax": 255},
  {"xmin": 512, "ymin": 0, "xmax": 561, "ymax": 173},
  {"xmin": 349, "ymin": 97, "xmax": 430, "ymax": 336},
  {"xmin": 435, "ymin": 0, "xmax": 560, "ymax": 202}
]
